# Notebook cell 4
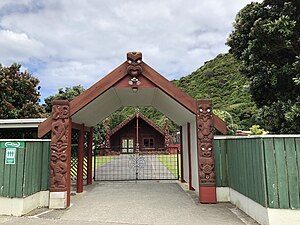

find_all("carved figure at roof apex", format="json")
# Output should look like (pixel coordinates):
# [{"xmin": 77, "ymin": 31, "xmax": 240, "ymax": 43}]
[{"xmin": 126, "ymin": 52, "xmax": 142, "ymax": 77}]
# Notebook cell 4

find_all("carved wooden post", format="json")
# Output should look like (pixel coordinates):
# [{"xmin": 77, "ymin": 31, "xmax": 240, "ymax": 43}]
[
  {"xmin": 104, "ymin": 118, "xmax": 111, "ymax": 149},
  {"xmin": 49, "ymin": 100, "xmax": 70, "ymax": 209},
  {"xmin": 164, "ymin": 119, "xmax": 170, "ymax": 148},
  {"xmin": 196, "ymin": 99, "xmax": 216, "ymax": 203}
]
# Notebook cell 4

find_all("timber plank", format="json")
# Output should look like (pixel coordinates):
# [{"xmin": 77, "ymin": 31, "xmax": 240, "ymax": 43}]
[
  {"xmin": 248, "ymin": 139, "xmax": 255, "ymax": 201},
  {"xmin": 233, "ymin": 139, "xmax": 238, "ymax": 190},
  {"xmin": 263, "ymin": 138, "xmax": 279, "ymax": 208},
  {"xmin": 35, "ymin": 142, "xmax": 43, "ymax": 192},
  {"xmin": 258, "ymin": 138, "xmax": 268, "ymax": 207},
  {"xmin": 0, "ymin": 147, "xmax": 5, "ymax": 196},
  {"xmin": 220, "ymin": 139, "xmax": 228, "ymax": 186},
  {"xmin": 255, "ymin": 138, "xmax": 264, "ymax": 206},
  {"xmin": 295, "ymin": 138, "xmax": 300, "ymax": 209},
  {"xmin": 274, "ymin": 138, "xmax": 289, "ymax": 208},
  {"xmin": 41, "ymin": 142, "xmax": 50, "ymax": 190},
  {"xmin": 214, "ymin": 140, "xmax": 221, "ymax": 187},
  {"xmin": 226, "ymin": 140, "xmax": 233, "ymax": 188},
  {"xmin": 15, "ymin": 147, "xmax": 25, "ymax": 197},
  {"xmin": 3, "ymin": 159, "xmax": 10, "ymax": 197},
  {"xmin": 23, "ymin": 143, "xmax": 31, "ymax": 196},
  {"xmin": 285, "ymin": 138, "xmax": 300, "ymax": 208},
  {"xmin": 28, "ymin": 142, "xmax": 34, "ymax": 195},
  {"xmin": 244, "ymin": 139, "xmax": 250, "ymax": 199},
  {"xmin": 240, "ymin": 139, "xmax": 245, "ymax": 196},
  {"xmin": 8, "ymin": 148, "xmax": 17, "ymax": 197}
]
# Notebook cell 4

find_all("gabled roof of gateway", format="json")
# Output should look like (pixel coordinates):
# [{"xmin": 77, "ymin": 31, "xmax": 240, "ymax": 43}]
[
  {"xmin": 110, "ymin": 112, "xmax": 164, "ymax": 137},
  {"xmin": 38, "ymin": 52, "xmax": 226, "ymax": 138}
]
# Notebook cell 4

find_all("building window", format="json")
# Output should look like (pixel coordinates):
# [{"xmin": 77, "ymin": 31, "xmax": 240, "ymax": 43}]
[
  {"xmin": 143, "ymin": 138, "xmax": 154, "ymax": 148},
  {"xmin": 121, "ymin": 138, "xmax": 134, "ymax": 153}
]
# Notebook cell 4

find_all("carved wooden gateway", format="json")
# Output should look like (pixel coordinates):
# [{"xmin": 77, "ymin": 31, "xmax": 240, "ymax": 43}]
[{"xmin": 39, "ymin": 52, "xmax": 226, "ymax": 209}]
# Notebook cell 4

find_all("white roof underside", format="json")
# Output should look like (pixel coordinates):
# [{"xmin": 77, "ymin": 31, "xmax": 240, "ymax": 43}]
[
  {"xmin": 71, "ymin": 87, "xmax": 196, "ymax": 127},
  {"xmin": 0, "ymin": 118, "xmax": 46, "ymax": 128}
]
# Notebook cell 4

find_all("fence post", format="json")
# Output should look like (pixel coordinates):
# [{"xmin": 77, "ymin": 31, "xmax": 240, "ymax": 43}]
[
  {"xmin": 87, "ymin": 127, "xmax": 93, "ymax": 185},
  {"xmin": 77, "ymin": 124, "xmax": 84, "ymax": 193}
]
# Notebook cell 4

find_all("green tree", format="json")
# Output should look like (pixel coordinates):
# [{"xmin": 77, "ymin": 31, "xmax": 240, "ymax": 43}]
[
  {"xmin": 0, "ymin": 63, "xmax": 45, "ymax": 118},
  {"xmin": 44, "ymin": 85, "xmax": 108, "ymax": 147},
  {"xmin": 44, "ymin": 85, "xmax": 85, "ymax": 113},
  {"xmin": 227, "ymin": 0, "xmax": 300, "ymax": 133}
]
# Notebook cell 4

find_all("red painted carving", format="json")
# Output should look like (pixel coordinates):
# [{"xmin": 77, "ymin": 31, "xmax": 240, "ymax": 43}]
[
  {"xmin": 104, "ymin": 118, "xmax": 111, "ymax": 148},
  {"xmin": 127, "ymin": 52, "xmax": 142, "ymax": 77},
  {"xmin": 196, "ymin": 100, "xmax": 215, "ymax": 186},
  {"xmin": 50, "ymin": 100, "xmax": 70, "ymax": 192},
  {"xmin": 163, "ymin": 119, "xmax": 170, "ymax": 148}
]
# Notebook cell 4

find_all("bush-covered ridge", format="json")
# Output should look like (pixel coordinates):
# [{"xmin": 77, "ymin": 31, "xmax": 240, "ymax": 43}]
[{"xmin": 173, "ymin": 53, "xmax": 257, "ymax": 131}]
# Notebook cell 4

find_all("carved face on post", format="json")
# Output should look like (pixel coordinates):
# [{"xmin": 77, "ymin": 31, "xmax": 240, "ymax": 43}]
[
  {"xmin": 198, "ymin": 105, "xmax": 212, "ymax": 122},
  {"xmin": 127, "ymin": 52, "xmax": 142, "ymax": 77}
]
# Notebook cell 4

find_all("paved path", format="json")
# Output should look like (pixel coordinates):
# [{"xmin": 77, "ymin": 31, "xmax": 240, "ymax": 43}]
[
  {"xmin": 95, "ymin": 155, "xmax": 176, "ymax": 180},
  {"xmin": 0, "ymin": 182, "xmax": 259, "ymax": 225}
]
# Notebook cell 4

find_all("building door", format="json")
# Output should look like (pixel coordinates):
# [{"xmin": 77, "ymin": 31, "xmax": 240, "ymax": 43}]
[{"xmin": 121, "ymin": 138, "xmax": 134, "ymax": 153}]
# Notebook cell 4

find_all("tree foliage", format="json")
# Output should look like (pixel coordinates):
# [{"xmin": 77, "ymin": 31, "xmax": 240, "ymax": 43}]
[
  {"xmin": 227, "ymin": 0, "xmax": 300, "ymax": 133},
  {"xmin": 0, "ymin": 63, "xmax": 45, "ymax": 119},
  {"xmin": 44, "ymin": 85, "xmax": 85, "ymax": 113},
  {"xmin": 173, "ymin": 53, "xmax": 257, "ymax": 131}
]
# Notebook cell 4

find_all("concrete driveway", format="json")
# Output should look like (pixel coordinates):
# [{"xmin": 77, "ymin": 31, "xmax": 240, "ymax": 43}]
[{"xmin": 0, "ymin": 181, "xmax": 259, "ymax": 225}]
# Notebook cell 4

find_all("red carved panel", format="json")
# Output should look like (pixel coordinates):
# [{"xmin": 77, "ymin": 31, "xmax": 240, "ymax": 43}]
[
  {"xmin": 114, "ymin": 74, "xmax": 157, "ymax": 88},
  {"xmin": 50, "ymin": 100, "xmax": 70, "ymax": 192},
  {"xmin": 104, "ymin": 118, "xmax": 111, "ymax": 148},
  {"xmin": 164, "ymin": 120, "xmax": 170, "ymax": 148},
  {"xmin": 196, "ymin": 100, "xmax": 215, "ymax": 186}
]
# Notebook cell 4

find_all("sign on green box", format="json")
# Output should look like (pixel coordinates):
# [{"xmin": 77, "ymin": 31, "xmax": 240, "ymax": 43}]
[
  {"xmin": 5, "ymin": 148, "xmax": 16, "ymax": 164},
  {"xmin": 1, "ymin": 141, "xmax": 24, "ymax": 165},
  {"xmin": 1, "ymin": 141, "xmax": 25, "ymax": 149}
]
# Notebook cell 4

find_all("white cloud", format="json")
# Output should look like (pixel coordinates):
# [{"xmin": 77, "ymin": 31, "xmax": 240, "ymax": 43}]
[
  {"xmin": 0, "ymin": 30, "xmax": 47, "ymax": 63},
  {"xmin": 0, "ymin": 0, "xmax": 260, "ymax": 100}
]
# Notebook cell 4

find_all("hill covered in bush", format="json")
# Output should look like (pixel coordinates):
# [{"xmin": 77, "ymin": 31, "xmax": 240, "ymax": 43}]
[{"xmin": 173, "ymin": 53, "xmax": 257, "ymax": 131}]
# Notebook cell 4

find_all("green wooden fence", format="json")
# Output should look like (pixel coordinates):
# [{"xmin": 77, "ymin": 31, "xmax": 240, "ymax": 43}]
[
  {"xmin": 0, "ymin": 140, "xmax": 50, "ymax": 198},
  {"xmin": 214, "ymin": 136, "xmax": 300, "ymax": 209}
]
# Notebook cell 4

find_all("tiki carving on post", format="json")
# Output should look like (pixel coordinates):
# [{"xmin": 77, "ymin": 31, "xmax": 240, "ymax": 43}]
[
  {"xmin": 104, "ymin": 118, "xmax": 111, "ymax": 148},
  {"xmin": 196, "ymin": 99, "xmax": 216, "ymax": 203},
  {"xmin": 50, "ymin": 100, "xmax": 70, "ymax": 192},
  {"xmin": 163, "ymin": 118, "xmax": 170, "ymax": 148},
  {"xmin": 127, "ymin": 52, "xmax": 142, "ymax": 77}
]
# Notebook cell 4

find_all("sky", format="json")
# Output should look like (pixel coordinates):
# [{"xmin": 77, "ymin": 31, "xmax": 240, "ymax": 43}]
[{"xmin": 0, "ymin": 0, "xmax": 260, "ymax": 102}]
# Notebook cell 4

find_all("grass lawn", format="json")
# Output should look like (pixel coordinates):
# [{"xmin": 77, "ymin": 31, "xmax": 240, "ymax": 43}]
[
  {"xmin": 156, "ymin": 154, "xmax": 181, "ymax": 177},
  {"xmin": 92, "ymin": 156, "xmax": 116, "ymax": 169}
]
